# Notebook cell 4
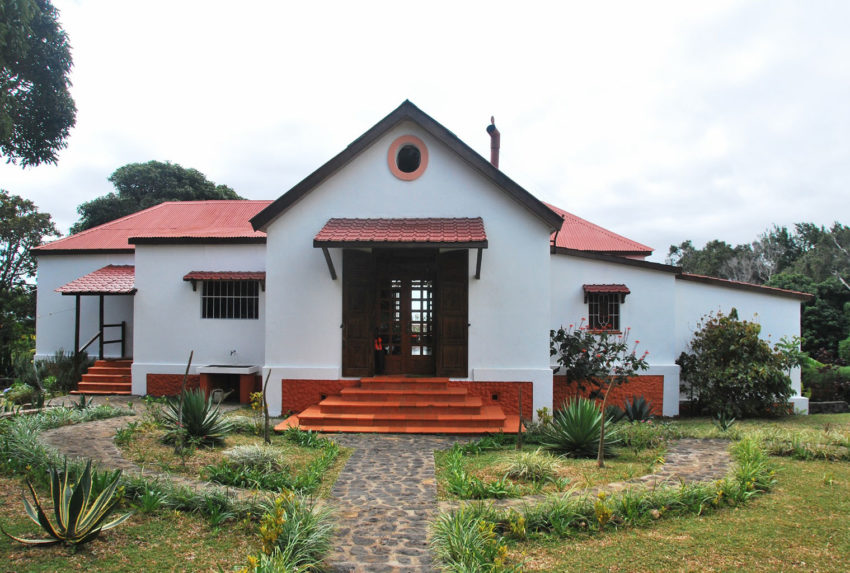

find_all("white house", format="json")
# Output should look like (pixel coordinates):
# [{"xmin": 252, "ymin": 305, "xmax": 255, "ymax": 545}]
[{"xmin": 34, "ymin": 101, "xmax": 811, "ymax": 431}]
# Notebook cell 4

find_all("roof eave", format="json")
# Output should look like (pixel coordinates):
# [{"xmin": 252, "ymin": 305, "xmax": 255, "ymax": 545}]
[
  {"xmin": 34, "ymin": 248, "xmax": 136, "ymax": 256},
  {"xmin": 552, "ymin": 247, "xmax": 680, "ymax": 273},
  {"xmin": 313, "ymin": 240, "xmax": 488, "ymax": 249},
  {"xmin": 676, "ymin": 273, "xmax": 815, "ymax": 301},
  {"xmin": 128, "ymin": 237, "xmax": 267, "ymax": 245},
  {"xmin": 250, "ymin": 100, "xmax": 564, "ymax": 232}
]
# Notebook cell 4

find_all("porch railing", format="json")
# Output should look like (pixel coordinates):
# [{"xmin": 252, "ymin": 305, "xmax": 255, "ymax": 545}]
[{"xmin": 78, "ymin": 321, "xmax": 126, "ymax": 359}]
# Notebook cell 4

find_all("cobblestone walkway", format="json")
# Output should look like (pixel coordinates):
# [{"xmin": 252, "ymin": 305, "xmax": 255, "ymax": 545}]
[
  {"xmin": 326, "ymin": 434, "xmax": 464, "ymax": 573},
  {"xmin": 38, "ymin": 414, "xmax": 733, "ymax": 573}
]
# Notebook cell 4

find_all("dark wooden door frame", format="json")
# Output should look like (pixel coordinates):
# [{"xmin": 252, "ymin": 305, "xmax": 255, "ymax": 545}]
[{"xmin": 342, "ymin": 248, "xmax": 469, "ymax": 378}]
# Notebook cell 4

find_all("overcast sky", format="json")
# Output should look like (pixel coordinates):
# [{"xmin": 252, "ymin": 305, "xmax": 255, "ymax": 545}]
[{"xmin": 2, "ymin": 0, "xmax": 848, "ymax": 261}]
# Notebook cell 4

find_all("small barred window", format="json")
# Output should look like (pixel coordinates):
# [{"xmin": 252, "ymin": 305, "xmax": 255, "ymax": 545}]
[
  {"xmin": 587, "ymin": 293, "xmax": 620, "ymax": 331},
  {"xmin": 202, "ymin": 280, "xmax": 259, "ymax": 319}
]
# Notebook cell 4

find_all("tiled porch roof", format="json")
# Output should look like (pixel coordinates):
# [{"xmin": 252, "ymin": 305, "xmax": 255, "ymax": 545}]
[
  {"xmin": 583, "ymin": 284, "xmax": 631, "ymax": 294},
  {"xmin": 313, "ymin": 217, "xmax": 487, "ymax": 247},
  {"xmin": 56, "ymin": 265, "xmax": 136, "ymax": 295},
  {"xmin": 182, "ymin": 271, "xmax": 266, "ymax": 281}
]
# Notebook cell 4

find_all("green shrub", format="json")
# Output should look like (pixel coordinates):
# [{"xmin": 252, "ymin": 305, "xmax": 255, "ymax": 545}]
[
  {"xmin": 541, "ymin": 397, "xmax": 620, "ymax": 458},
  {"xmin": 256, "ymin": 491, "xmax": 334, "ymax": 570},
  {"xmin": 838, "ymin": 336, "xmax": 850, "ymax": 363},
  {"xmin": 4, "ymin": 382, "xmax": 37, "ymax": 405},
  {"xmin": 161, "ymin": 388, "xmax": 232, "ymax": 446},
  {"xmin": 223, "ymin": 445, "xmax": 286, "ymax": 471},
  {"xmin": 505, "ymin": 448, "xmax": 559, "ymax": 482},
  {"xmin": 617, "ymin": 420, "xmax": 676, "ymax": 453},
  {"xmin": 678, "ymin": 309, "xmax": 793, "ymax": 417},
  {"xmin": 431, "ymin": 506, "xmax": 520, "ymax": 572}
]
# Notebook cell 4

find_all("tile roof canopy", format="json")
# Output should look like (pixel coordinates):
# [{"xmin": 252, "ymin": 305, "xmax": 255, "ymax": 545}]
[
  {"xmin": 546, "ymin": 203, "xmax": 653, "ymax": 256},
  {"xmin": 583, "ymin": 284, "xmax": 631, "ymax": 294},
  {"xmin": 314, "ymin": 218, "xmax": 488, "ymax": 247},
  {"xmin": 183, "ymin": 271, "xmax": 266, "ymax": 281},
  {"xmin": 34, "ymin": 200, "xmax": 273, "ymax": 254},
  {"xmin": 251, "ymin": 100, "xmax": 565, "ymax": 233},
  {"xmin": 56, "ymin": 265, "xmax": 136, "ymax": 295}
]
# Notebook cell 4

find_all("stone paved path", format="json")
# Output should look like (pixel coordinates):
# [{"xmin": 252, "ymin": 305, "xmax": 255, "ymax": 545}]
[
  {"xmin": 38, "ymin": 413, "xmax": 733, "ymax": 573},
  {"xmin": 326, "ymin": 434, "xmax": 465, "ymax": 573}
]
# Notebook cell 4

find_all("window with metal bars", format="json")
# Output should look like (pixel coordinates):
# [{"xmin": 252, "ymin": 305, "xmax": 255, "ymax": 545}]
[
  {"xmin": 587, "ymin": 292, "xmax": 621, "ymax": 331},
  {"xmin": 201, "ymin": 280, "xmax": 260, "ymax": 319}
]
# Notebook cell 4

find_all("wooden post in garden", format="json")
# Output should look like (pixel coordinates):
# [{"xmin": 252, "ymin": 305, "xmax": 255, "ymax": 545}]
[
  {"xmin": 262, "ymin": 369, "xmax": 272, "ymax": 444},
  {"xmin": 174, "ymin": 350, "xmax": 193, "ymax": 457}
]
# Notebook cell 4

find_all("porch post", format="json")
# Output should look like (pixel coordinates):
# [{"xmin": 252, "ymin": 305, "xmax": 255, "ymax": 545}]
[
  {"xmin": 74, "ymin": 295, "xmax": 81, "ymax": 358},
  {"xmin": 98, "ymin": 295, "xmax": 104, "ymax": 360}
]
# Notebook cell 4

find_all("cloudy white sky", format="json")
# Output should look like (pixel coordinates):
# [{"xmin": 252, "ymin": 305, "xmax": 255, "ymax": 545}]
[{"xmin": 2, "ymin": 0, "xmax": 849, "ymax": 261}]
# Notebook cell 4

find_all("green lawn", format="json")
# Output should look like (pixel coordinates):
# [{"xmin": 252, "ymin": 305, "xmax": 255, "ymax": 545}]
[
  {"xmin": 0, "ymin": 475, "xmax": 256, "ymax": 572},
  {"xmin": 507, "ymin": 413, "xmax": 850, "ymax": 572}
]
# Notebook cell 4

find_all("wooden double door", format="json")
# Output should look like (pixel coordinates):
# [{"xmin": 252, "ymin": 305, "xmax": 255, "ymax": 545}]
[{"xmin": 342, "ymin": 248, "xmax": 468, "ymax": 378}]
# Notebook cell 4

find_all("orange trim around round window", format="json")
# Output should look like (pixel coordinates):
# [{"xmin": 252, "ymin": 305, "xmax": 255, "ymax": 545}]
[{"xmin": 387, "ymin": 135, "xmax": 428, "ymax": 181}]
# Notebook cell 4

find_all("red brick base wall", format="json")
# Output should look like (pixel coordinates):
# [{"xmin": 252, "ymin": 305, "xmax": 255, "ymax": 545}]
[
  {"xmin": 553, "ymin": 375, "xmax": 664, "ymax": 415},
  {"xmin": 281, "ymin": 379, "xmax": 360, "ymax": 415},
  {"xmin": 147, "ymin": 374, "xmax": 200, "ymax": 396},
  {"xmin": 447, "ymin": 381, "xmax": 534, "ymax": 420}
]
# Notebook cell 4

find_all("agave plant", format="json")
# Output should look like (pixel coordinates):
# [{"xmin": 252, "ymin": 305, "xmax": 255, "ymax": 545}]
[
  {"xmin": 162, "ymin": 388, "xmax": 233, "ymax": 446},
  {"xmin": 542, "ymin": 397, "xmax": 620, "ymax": 458},
  {"xmin": 2, "ymin": 459, "xmax": 131, "ymax": 546},
  {"xmin": 621, "ymin": 396, "xmax": 654, "ymax": 422}
]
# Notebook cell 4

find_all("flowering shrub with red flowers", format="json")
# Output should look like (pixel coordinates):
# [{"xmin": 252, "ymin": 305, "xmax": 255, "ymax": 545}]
[
  {"xmin": 550, "ymin": 320, "xmax": 650, "ymax": 399},
  {"xmin": 550, "ymin": 320, "xmax": 650, "ymax": 467}
]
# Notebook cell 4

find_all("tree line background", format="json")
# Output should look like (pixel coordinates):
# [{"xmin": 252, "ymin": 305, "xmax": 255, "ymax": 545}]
[{"xmin": 667, "ymin": 223, "xmax": 850, "ymax": 364}]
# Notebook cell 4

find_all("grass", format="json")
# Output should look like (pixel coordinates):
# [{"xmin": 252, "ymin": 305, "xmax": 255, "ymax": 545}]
[
  {"xmin": 116, "ymin": 423, "xmax": 351, "ymax": 498},
  {"xmin": 0, "ymin": 475, "xmax": 257, "ymax": 571},
  {"xmin": 435, "ymin": 444, "xmax": 664, "ymax": 500},
  {"xmin": 514, "ymin": 456, "xmax": 850, "ymax": 571}
]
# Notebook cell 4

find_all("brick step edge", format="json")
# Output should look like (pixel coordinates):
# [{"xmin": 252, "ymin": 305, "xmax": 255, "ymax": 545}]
[
  {"xmin": 276, "ymin": 414, "xmax": 521, "ymax": 434},
  {"xmin": 71, "ymin": 390, "xmax": 132, "ymax": 396}
]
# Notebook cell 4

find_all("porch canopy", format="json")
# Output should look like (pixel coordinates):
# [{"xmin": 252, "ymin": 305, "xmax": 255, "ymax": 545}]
[
  {"xmin": 56, "ymin": 265, "xmax": 136, "ymax": 359},
  {"xmin": 313, "ymin": 217, "xmax": 488, "ymax": 279}
]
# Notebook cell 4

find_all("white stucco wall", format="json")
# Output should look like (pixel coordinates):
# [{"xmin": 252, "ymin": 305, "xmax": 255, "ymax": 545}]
[
  {"xmin": 675, "ymin": 277, "xmax": 806, "ymax": 403},
  {"xmin": 35, "ymin": 253, "xmax": 135, "ymax": 361},
  {"xmin": 550, "ymin": 254, "xmax": 681, "ymax": 416},
  {"xmin": 262, "ymin": 121, "xmax": 554, "ymax": 415},
  {"xmin": 130, "ymin": 244, "xmax": 266, "ymax": 395}
]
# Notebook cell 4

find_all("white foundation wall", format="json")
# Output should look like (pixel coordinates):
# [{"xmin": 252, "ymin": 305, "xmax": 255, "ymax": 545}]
[
  {"xmin": 550, "ymin": 255, "xmax": 681, "ymax": 416},
  {"xmin": 674, "ymin": 277, "xmax": 806, "ymax": 409},
  {"xmin": 131, "ymin": 244, "xmax": 266, "ymax": 395},
  {"xmin": 35, "ymin": 253, "xmax": 135, "ymax": 361},
  {"xmin": 263, "ymin": 121, "xmax": 554, "ymax": 416}
]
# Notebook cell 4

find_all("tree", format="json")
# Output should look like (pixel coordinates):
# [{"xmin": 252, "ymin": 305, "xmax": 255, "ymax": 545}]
[
  {"xmin": 666, "ymin": 239, "xmax": 737, "ymax": 278},
  {"xmin": 70, "ymin": 161, "xmax": 242, "ymax": 232},
  {"xmin": 550, "ymin": 321, "xmax": 649, "ymax": 467},
  {"xmin": 677, "ymin": 309, "xmax": 793, "ymax": 417},
  {"xmin": 0, "ymin": 189, "xmax": 58, "ymax": 374},
  {"xmin": 0, "ymin": 0, "xmax": 76, "ymax": 166}
]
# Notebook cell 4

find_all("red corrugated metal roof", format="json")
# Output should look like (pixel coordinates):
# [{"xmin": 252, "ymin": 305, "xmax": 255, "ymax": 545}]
[
  {"xmin": 56, "ymin": 265, "xmax": 136, "ymax": 295},
  {"xmin": 183, "ymin": 271, "xmax": 266, "ymax": 281},
  {"xmin": 34, "ymin": 200, "xmax": 273, "ymax": 253},
  {"xmin": 314, "ymin": 218, "xmax": 487, "ymax": 245},
  {"xmin": 546, "ymin": 203, "xmax": 653, "ymax": 256},
  {"xmin": 583, "ymin": 284, "xmax": 631, "ymax": 294}
]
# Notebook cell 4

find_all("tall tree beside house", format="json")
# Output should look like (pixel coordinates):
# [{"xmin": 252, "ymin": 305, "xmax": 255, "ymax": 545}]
[
  {"xmin": 0, "ymin": 0, "xmax": 76, "ymax": 167},
  {"xmin": 70, "ymin": 160, "xmax": 243, "ymax": 233},
  {"xmin": 0, "ymin": 190, "xmax": 59, "ymax": 375}
]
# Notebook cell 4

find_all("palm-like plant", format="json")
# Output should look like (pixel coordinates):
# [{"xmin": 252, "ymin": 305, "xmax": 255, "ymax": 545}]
[
  {"xmin": 542, "ymin": 397, "xmax": 620, "ymax": 458},
  {"xmin": 162, "ymin": 388, "xmax": 232, "ymax": 446},
  {"xmin": 2, "ymin": 459, "xmax": 131, "ymax": 546}
]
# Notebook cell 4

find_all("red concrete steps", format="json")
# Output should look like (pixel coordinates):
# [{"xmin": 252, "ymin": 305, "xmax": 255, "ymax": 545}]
[
  {"xmin": 277, "ymin": 377, "xmax": 519, "ymax": 434},
  {"xmin": 71, "ymin": 359, "xmax": 132, "ymax": 395}
]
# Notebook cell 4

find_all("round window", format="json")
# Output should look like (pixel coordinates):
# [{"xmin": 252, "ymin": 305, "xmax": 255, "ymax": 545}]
[{"xmin": 388, "ymin": 135, "xmax": 428, "ymax": 181}]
